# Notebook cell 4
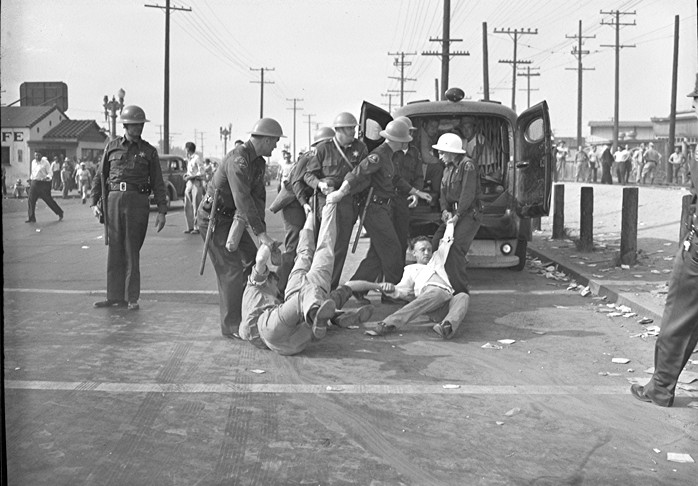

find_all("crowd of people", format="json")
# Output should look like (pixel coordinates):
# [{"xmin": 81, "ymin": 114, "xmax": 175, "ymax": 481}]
[{"xmin": 556, "ymin": 140, "xmax": 693, "ymax": 185}]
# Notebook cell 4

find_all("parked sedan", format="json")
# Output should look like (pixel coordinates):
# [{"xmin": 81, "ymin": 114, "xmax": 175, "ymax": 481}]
[{"xmin": 150, "ymin": 154, "xmax": 187, "ymax": 209}]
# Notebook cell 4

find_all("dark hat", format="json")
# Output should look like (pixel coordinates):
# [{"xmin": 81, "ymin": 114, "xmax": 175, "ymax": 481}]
[{"xmin": 688, "ymin": 73, "xmax": 698, "ymax": 98}]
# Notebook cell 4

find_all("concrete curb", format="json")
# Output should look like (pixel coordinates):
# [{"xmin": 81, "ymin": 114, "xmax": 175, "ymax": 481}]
[{"xmin": 528, "ymin": 246, "xmax": 665, "ymax": 324}]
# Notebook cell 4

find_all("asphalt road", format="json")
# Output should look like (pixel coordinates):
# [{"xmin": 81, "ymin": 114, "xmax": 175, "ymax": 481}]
[{"xmin": 3, "ymin": 186, "xmax": 696, "ymax": 485}]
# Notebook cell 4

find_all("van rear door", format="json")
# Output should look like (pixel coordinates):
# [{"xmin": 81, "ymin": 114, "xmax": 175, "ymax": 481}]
[
  {"xmin": 514, "ymin": 101, "xmax": 552, "ymax": 218},
  {"xmin": 359, "ymin": 101, "xmax": 392, "ymax": 153}
]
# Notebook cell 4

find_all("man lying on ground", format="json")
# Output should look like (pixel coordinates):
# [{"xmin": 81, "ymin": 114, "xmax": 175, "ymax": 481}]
[{"xmin": 238, "ymin": 202, "xmax": 376, "ymax": 355}]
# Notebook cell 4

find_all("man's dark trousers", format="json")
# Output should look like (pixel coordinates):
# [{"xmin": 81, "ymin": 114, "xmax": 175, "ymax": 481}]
[
  {"xmin": 106, "ymin": 191, "xmax": 149, "ymax": 303},
  {"xmin": 351, "ymin": 203, "xmax": 404, "ymax": 285},
  {"xmin": 198, "ymin": 209, "xmax": 257, "ymax": 337},
  {"xmin": 27, "ymin": 180, "xmax": 63, "ymax": 221}
]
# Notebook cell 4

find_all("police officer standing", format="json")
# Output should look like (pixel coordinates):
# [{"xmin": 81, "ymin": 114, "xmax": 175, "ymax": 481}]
[
  {"xmin": 392, "ymin": 116, "xmax": 424, "ymax": 264},
  {"xmin": 432, "ymin": 132, "xmax": 482, "ymax": 295},
  {"xmin": 91, "ymin": 105, "xmax": 167, "ymax": 310},
  {"xmin": 327, "ymin": 119, "xmax": 432, "ymax": 296},
  {"xmin": 197, "ymin": 118, "xmax": 283, "ymax": 339},
  {"xmin": 630, "ymin": 75, "xmax": 698, "ymax": 407},
  {"xmin": 304, "ymin": 112, "xmax": 369, "ymax": 289}
]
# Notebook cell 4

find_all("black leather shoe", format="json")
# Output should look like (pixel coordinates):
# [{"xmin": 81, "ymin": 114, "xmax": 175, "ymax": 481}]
[
  {"xmin": 127, "ymin": 301, "xmax": 140, "ymax": 311},
  {"xmin": 629, "ymin": 384, "xmax": 652, "ymax": 403},
  {"xmin": 433, "ymin": 321, "xmax": 454, "ymax": 339},
  {"xmin": 93, "ymin": 300, "xmax": 127, "ymax": 308},
  {"xmin": 25, "ymin": 219, "xmax": 36, "ymax": 223}
]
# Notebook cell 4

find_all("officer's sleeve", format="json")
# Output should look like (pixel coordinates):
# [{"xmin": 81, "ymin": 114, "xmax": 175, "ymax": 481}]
[
  {"xmin": 456, "ymin": 160, "xmax": 478, "ymax": 218},
  {"xmin": 228, "ymin": 155, "xmax": 265, "ymax": 235},
  {"xmin": 291, "ymin": 154, "xmax": 311, "ymax": 206},
  {"xmin": 91, "ymin": 146, "xmax": 108, "ymax": 206},
  {"xmin": 411, "ymin": 151, "xmax": 425, "ymax": 191},
  {"xmin": 345, "ymin": 153, "xmax": 380, "ymax": 191},
  {"xmin": 303, "ymin": 148, "xmax": 323, "ymax": 190},
  {"xmin": 149, "ymin": 149, "xmax": 168, "ymax": 214}
]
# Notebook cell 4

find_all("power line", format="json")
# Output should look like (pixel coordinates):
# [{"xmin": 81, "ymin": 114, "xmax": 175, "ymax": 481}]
[
  {"xmin": 286, "ymin": 98, "xmax": 303, "ymax": 161},
  {"xmin": 565, "ymin": 20, "xmax": 596, "ymax": 148},
  {"xmin": 250, "ymin": 67, "xmax": 275, "ymax": 118},
  {"xmin": 387, "ymin": 52, "xmax": 417, "ymax": 107}
]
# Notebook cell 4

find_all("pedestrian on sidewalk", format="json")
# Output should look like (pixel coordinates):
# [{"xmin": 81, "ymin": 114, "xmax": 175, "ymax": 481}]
[
  {"xmin": 613, "ymin": 144, "xmax": 630, "ymax": 184},
  {"xmin": 554, "ymin": 141, "xmax": 568, "ymax": 182},
  {"xmin": 26, "ymin": 152, "xmax": 64, "ymax": 223},
  {"xmin": 183, "ymin": 141, "xmax": 204, "ymax": 234},
  {"xmin": 668, "ymin": 145, "xmax": 686, "ymax": 185},
  {"xmin": 50, "ymin": 156, "xmax": 62, "ymax": 190},
  {"xmin": 600, "ymin": 144, "xmax": 614, "ymax": 184},
  {"xmin": 60, "ymin": 163, "xmax": 72, "ymax": 198},
  {"xmin": 239, "ymin": 203, "xmax": 374, "ymax": 355},
  {"xmin": 75, "ymin": 162, "xmax": 92, "ymax": 204},
  {"xmin": 362, "ymin": 223, "xmax": 470, "ymax": 339},
  {"xmin": 587, "ymin": 145, "xmax": 598, "ymax": 183},
  {"xmin": 631, "ymin": 144, "xmax": 645, "ymax": 183},
  {"xmin": 574, "ymin": 145, "xmax": 589, "ymax": 182},
  {"xmin": 91, "ymin": 105, "xmax": 167, "ymax": 311},
  {"xmin": 641, "ymin": 143, "xmax": 661, "ymax": 185},
  {"xmin": 630, "ymin": 75, "xmax": 698, "ymax": 407}
]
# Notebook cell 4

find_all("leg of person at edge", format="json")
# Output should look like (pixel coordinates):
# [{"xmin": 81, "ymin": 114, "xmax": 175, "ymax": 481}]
[
  {"xmin": 631, "ymin": 79, "xmax": 698, "ymax": 407},
  {"xmin": 324, "ymin": 120, "xmax": 432, "ymax": 305},
  {"xmin": 197, "ymin": 118, "xmax": 285, "ymax": 339},
  {"xmin": 238, "ymin": 202, "xmax": 375, "ymax": 355},
  {"xmin": 348, "ymin": 222, "xmax": 470, "ymax": 340},
  {"xmin": 90, "ymin": 105, "xmax": 168, "ymax": 311},
  {"xmin": 183, "ymin": 141, "xmax": 204, "ymax": 234},
  {"xmin": 26, "ymin": 153, "xmax": 64, "ymax": 223}
]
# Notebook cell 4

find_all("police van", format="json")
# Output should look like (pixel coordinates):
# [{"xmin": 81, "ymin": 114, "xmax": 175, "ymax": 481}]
[{"xmin": 359, "ymin": 88, "xmax": 553, "ymax": 271}]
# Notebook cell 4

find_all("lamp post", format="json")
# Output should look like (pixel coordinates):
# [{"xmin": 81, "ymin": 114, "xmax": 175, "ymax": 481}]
[
  {"xmin": 220, "ymin": 124, "xmax": 232, "ymax": 157},
  {"xmin": 103, "ymin": 88, "xmax": 126, "ymax": 139}
]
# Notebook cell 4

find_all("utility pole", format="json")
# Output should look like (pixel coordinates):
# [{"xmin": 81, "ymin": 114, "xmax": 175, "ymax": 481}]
[
  {"xmin": 387, "ymin": 52, "xmax": 417, "ymax": 106},
  {"xmin": 303, "ymin": 114, "xmax": 316, "ymax": 150},
  {"xmin": 494, "ymin": 27, "xmax": 538, "ymax": 111},
  {"xmin": 482, "ymin": 22, "xmax": 490, "ymax": 101},
  {"xmin": 250, "ymin": 67, "xmax": 275, "ymax": 118},
  {"xmin": 198, "ymin": 131, "xmax": 205, "ymax": 158},
  {"xmin": 422, "ymin": 0, "xmax": 469, "ymax": 99},
  {"xmin": 517, "ymin": 66, "xmax": 540, "ymax": 109},
  {"xmin": 145, "ymin": 0, "xmax": 191, "ymax": 155},
  {"xmin": 381, "ymin": 93, "xmax": 395, "ymax": 113},
  {"xmin": 566, "ymin": 20, "xmax": 596, "ymax": 149},
  {"xmin": 287, "ymin": 98, "xmax": 303, "ymax": 161},
  {"xmin": 667, "ymin": 14, "xmax": 680, "ymax": 183},
  {"xmin": 601, "ymin": 9, "xmax": 636, "ymax": 152}
]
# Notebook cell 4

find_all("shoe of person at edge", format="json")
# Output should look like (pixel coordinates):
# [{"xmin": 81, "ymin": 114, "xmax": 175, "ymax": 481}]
[
  {"xmin": 629, "ymin": 384, "xmax": 672, "ymax": 407},
  {"xmin": 94, "ymin": 299, "xmax": 128, "ymax": 308},
  {"xmin": 311, "ymin": 299, "xmax": 336, "ymax": 339},
  {"xmin": 432, "ymin": 320, "xmax": 454, "ymax": 340},
  {"xmin": 352, "ymin": 292, "xmax": 371, "ymax": 306},
  {"xmin": 128, "ymin": 301, "xmax": 140, "ymax": 311},
  {"xmin": 25, "ymin": 219, "xmax": 36, "ymax": 223},
  {"xmin": 332, "ymin": 305, "xmax": 375, "ymax": 328},
  {"xmin": 365, "ymin": 322, "xmax": 396, "ymax": 337}
]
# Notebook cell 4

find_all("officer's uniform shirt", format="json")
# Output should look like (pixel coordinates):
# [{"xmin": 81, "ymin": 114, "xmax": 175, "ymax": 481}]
[
  {"xmin": 395, "ymin": 144, "xmax": 424, "ymax": 197},
  {"xmin": 344, "ymin": 142, "xmax": 413, "ymax": 199},
  {"xmin": 304, "ymin": 138, "xmax": 368, "ymax": 191},
  {"xmin": 440, "ymin": 156, "xmax": 481, "ymax": 217},
  {"xmin": 92, "ymin": 136, "xmax": 168, "ymax": 213},
  {"xmin": 207, "ymin": 140, "xmax": 267, "ymax": 236},
  {"xmin": 291, "ymin": 149, "xmax": 315, "ymax": 207},
  {"xmin": 30, "ymin": 157, "xmax": 52, "ymax": 181}
]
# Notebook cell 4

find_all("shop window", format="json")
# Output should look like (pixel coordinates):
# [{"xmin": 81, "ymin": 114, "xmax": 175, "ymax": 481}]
[{"xmin": 18, "ymin": 149, "xmax": 23, "ymax": 163}]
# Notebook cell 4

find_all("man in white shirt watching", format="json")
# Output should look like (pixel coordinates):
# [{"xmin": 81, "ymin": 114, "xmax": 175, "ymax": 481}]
[
  {"xmin": 183, "ymin": 141, "xmax": 204, "ymax": 234},
  {"xmin": 356, "ymin": 222, "xmax": 471, "ymax": 339}
]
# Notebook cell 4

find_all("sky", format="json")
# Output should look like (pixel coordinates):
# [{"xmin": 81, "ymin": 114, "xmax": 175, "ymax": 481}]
[{"xmin": 1, "ymin": 0, "xmax": 696, "ymax": 162}]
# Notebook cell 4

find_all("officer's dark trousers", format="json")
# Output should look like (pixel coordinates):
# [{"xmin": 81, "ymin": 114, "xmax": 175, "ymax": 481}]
[
  {"xmin": 351, "ymin": 203, "xmax": 404, "ymax": 285},
  {"xmin": 278, "ymin": 201, "xmax": 306, "ymax": 295},
  {"xmin": 317, "ymin": 195, "xmax": 358, "ymax": 289},
  {"xmin": 198, "ymin": 208, "xmax": 257, "ymax": 337},
  {"xmin": 432, "ymin": 210, "xmax": 481, "ymax": 294},
  {"xmin": 391, "ymin": 196, "xmax": 411, "ymax": 265},
  {"xmin": 106, "ymin": 191, "xmax": 149, "ymax": 303},
  {"xmin": 642, "ymin": 236, "xmax": 698, "ymax": 406},
  {"xmin": 600, "ymin": 161, "xmax": 613, "ymax": 184},
  {"xmin": 27, "ymin": 180, "xmax": 63, "ymax": 221}
]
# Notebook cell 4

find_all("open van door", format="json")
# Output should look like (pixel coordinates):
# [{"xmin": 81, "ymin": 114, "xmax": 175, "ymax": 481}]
[
  {"xmin": 359, "ymin": 101, "xmax": 392, "ymax": 153},
  {"xmin": 514, "ymin": 101, "xmax": 552, "ymax": 218}
]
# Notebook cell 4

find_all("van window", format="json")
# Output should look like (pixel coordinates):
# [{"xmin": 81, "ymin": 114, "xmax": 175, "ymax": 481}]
[{"xmin": 525, "ymin": 118, "xmax": 545, "ymax": 143}]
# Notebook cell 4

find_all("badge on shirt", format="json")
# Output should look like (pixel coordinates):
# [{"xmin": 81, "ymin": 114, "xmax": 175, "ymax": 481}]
[
  {"xmin": 138, "ymin": 151, "xmax": 146, "ymax": 158},
  {"xmin": 367, "ymin": 154, "xmax": 379, "ymax": 165},
  {"xmin": 352, "ymin": 150, "xmax": 360, "ymax": 159},
  {"xmin": 464, "ymin": 161, "xmax": 475, "ymax": 171}
]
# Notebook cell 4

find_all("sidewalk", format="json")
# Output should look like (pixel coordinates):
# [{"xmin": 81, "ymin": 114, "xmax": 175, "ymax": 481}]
[{"xmin": 528, "ymin": 182, "xmax": 692, "ymax": 324}]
